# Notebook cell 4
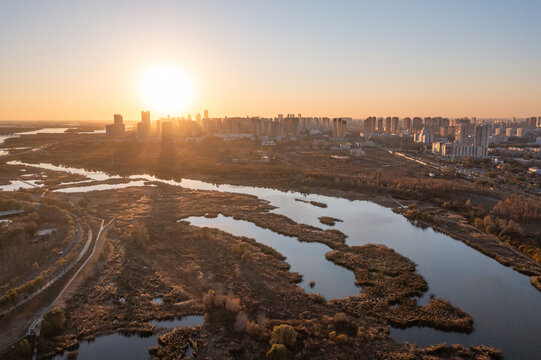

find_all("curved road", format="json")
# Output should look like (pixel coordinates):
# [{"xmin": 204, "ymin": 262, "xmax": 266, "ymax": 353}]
[
  {"xmin": 0, "ymin": 213, "xmax": 85, "ymax": 318},
  {"xmin": 30, "ymin": 218, "xmax": 113, "ymax": 359}
]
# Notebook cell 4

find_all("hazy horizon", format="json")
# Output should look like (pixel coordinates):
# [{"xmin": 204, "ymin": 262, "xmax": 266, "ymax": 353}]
[
  {"xmin": 1, "ymin": 0, "xmax": 541, "ymax": 120},
  {"xmin": 0, "ymin": 116, "xmax": 535, "ymax": 123}
]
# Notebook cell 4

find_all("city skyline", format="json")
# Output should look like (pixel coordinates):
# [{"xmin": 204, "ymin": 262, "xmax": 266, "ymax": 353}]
[{"xmin": 1, "ymin": 0, "xmax": 541, "ymax": 120}]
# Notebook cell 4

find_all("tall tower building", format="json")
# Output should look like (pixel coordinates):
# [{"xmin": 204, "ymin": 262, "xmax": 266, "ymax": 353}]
[
  {"xmin": 474, "ymin": 125, "xmax": 489, "ymax": 146},
  {"xmin": 364, "ymin": 117, "xmax": 376, "ymax": 134},
  {"xmin": 391, "ymin": 117, "xmax": 399, "ymax": 134},
  {"xmin": 332, "ymin": 118, "xmax": 338, "ymax": 137},
  {"xmin": 385, "ymin": 117, "xmax": 392, "ymax": 133},
  {"xmin": 403, "ymin": 117, "xmax": 412, "ymax": 130},
  {"xmin": 412, "ymin": 117, "xmax": 423, "ymax": 130},
  {"xmin": 137, "ymin": 110, "xmax": 151, "ymax": 142},
  {"xmin": 377, "ymin": 118, "xmax": 383, "ymax": 133},
  {"xmin": 161, "ymin": 121, "xmax": 172, "ymax": 143},
  {"xmin": 141, "ymin": 111, "xmax": 150, "ymax": 125},
  {"xmin": 456, "ymin": 123, "xmax": 467, "ymax": 144},
  {"xmin": 106, "ymin": 114, "xmax": 125, "ymax": 137},
  {"xmin": 114, "ymin": 114, "xmax": 123, "ymax": 126}
]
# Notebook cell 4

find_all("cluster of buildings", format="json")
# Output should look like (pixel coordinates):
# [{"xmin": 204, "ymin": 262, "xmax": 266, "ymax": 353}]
[
  {"xmin": 359, "ymin": 115, "xmax": 539, "ymax": 159},
  {"xmin": 107, "ymin": 112, "xmax": 354, "ymax": 142},
  {"xmin": 215, "ymin": 114, "xmax": 349, "ymax": 140},
  {"xmin": 105, "ymin": 112, "xmax": 541, "ymax": 160},
  {"xmin": 363, "ymin": 116, "xmax": 404, "ymax": 134},
  {"xmin": 431, "ymin": 125, "xmax": 489, "ymax": 159}
]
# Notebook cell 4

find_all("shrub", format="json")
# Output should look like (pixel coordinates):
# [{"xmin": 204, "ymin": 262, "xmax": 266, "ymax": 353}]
[
  {"xmin": 270, "ymin": 324, "xmax": 297, "ymax": 347},
  {"xmin": 203, "ymin": 289, "xmax": 220, "ymax": 312},
  {"xmin": 15, "ymin": 339, "xmax": 32, "ymax": 357},
  {"xmin": 257, "ymin": 313, "xmax": 268, "ymax": 327},
  {"xmin": 78, "ymin": 197, "xmax": 89, "ymax": 208},
  {"xmin": 333, "ymin": 312, "xmax": 348, "ymax": 323},
  {"xmin": 42, "ymin": 308, "xmax": 65, "ymax": 337},
  {"xmin": 236, "ymin": 242, "xmax": 246, "ymax": 255},
  {"xmin": 225, "ymin": 292, "xmax": 241, "ymax": 313},
  {"xmin": 246, "ymin": 320, "xmax": 262, "ymax": 337},
  {"xmin": 335, "ymin": 334, "xmax": 349, "ymax": 344},
  {"xmin": 266, "ymin": 344, "xmax": 290, "ymax": 360},
  {"xmin": 131, "ymin": 221, "xmax": 150, "ymax": 249},
  {"xmin": 493, "ymin": 196, "xmax": 541, "ymax": 223},
  {"xmin": 204, "ymin": 290, "xmax": 243, "ymax": 314},
  {"xmin": 234, "ymin": 311, "xmax": 248, "ymax": 332}
]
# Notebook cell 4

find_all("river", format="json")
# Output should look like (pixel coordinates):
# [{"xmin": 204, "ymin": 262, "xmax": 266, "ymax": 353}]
[{"xmin": 4, "ymin": 161, "xmax": 540, "ymax": 359}]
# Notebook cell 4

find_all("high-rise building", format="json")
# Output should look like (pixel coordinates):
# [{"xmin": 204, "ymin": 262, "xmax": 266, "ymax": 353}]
[
  {"xmin": 204, "ymin": 110, "xmax": 209, "ymax": 119},
  {"xmin": 412, "ymin": 117, "xmax": 423, "ymax": 130},
  {"xmin": 391, "ymin": 117, "xmax": 399, "ymax": 134},
  {"xmin": 332, "ymin": 118, "xmax": 347, "ymax": 138},
  {"xmin": 341, "ymin": 119, "xmax": 347, "ymax": 137},
  {"xmin": 526, "ymin": 117, "xmax": 537, "ymax": 128},
  {"xmin": 106, "ymin": 114, "xmax": 126, "ymax": 137},
  {"xmin": 161, "ymin": 121, "xmax": 172, "ymax": 143},
  {"xmin": 114, "ymin": 114, "xmax": 123, "ymax": 126},
  {"xmin": 251, "ymin": 117, "xmax": 261, "ymax": 137},
  {"xmin": 156, "ymin": 119, "xmax": 162, "ymax": 139},
  {"xmin": 414, "ymin": 128, "xmax": 434, "ymax": 144},
  {"xmin": 474, "ymin": 125, "xmax": 489, "ymax": 146},
  {"xmin": 332, "ymin": 118, "xmax": 338, "ymax": 137},
  {"xmin": 364, "ymin": 117, "xmax": 376, "ymax": 134},
  {"xmin": 377, "ymin": 118, "xmax": 383, "ymax": 132},
  {"xmin": 137, "ymin": 111, "xmax": 151, "ymax": 142},
  {"xmin": 403, "ymin": 117, "xmax": 412, "ymax": 130},
  {"xmin": 385, "ymin": 117, "xmax": 392, "ymax": 133},
  {"xmin": 456, "ymin": 123, "xmax": 467, "ymax": 144},
  {"xmin": 141, "ymin": 111, "xmax": 150, "ymax": 125}
]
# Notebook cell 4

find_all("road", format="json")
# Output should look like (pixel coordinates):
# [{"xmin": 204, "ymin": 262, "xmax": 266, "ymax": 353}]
[
  {"xmin": 0, "ymin": 216, "xmax": 112, "ymax": 355},
  {"xmin": 0, "ymin": 214, "xmax": 85, "ymax": 318},
  {"xmin": 30, "ymin": 218, "xmax": 113, "ymax": 360},
  {"xmin": 386, "ymin": 194, "xmax": 406, "ymax": 209}
]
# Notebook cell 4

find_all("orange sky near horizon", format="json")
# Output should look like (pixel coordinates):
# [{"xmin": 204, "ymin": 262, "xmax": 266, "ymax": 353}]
[{"xmin": 1, "ymin": 1, "xmax": 540, "ymax": 121}]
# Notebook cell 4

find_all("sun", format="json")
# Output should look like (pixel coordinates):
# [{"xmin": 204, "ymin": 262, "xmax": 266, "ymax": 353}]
[{"xmin": 139, "ymin": 64, "xmax": 195, "ymax": 116}]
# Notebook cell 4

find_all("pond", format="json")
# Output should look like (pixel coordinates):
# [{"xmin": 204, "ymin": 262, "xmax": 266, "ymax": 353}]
[
  {"xmin": 52, "ymin": 333, "xmax": 158, "ymax": 360},
  {"xmin": 0, "ymin": 128, "xmax": 70, "ymax": 146},
  {"xmin": 0, "ymin": 179, "xmax": 41, "ymax": 191},
  {"xmin": 182, "ymin": 215, "xmax": 359, "ymax": 300},
  {"xmin": 150, "ymin": 315, "xmax": 204, "ymax": 329}
]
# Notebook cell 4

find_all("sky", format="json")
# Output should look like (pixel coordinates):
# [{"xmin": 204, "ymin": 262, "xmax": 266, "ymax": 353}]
[{"xmin": 0, "ymin": 0, "xmax": 540, "ymax": 121}]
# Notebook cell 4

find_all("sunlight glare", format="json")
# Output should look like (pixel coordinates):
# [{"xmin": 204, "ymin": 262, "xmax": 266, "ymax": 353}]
[{"xmin": 139, "ymin": 64, "xmax": 195, "ymax": 116}]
